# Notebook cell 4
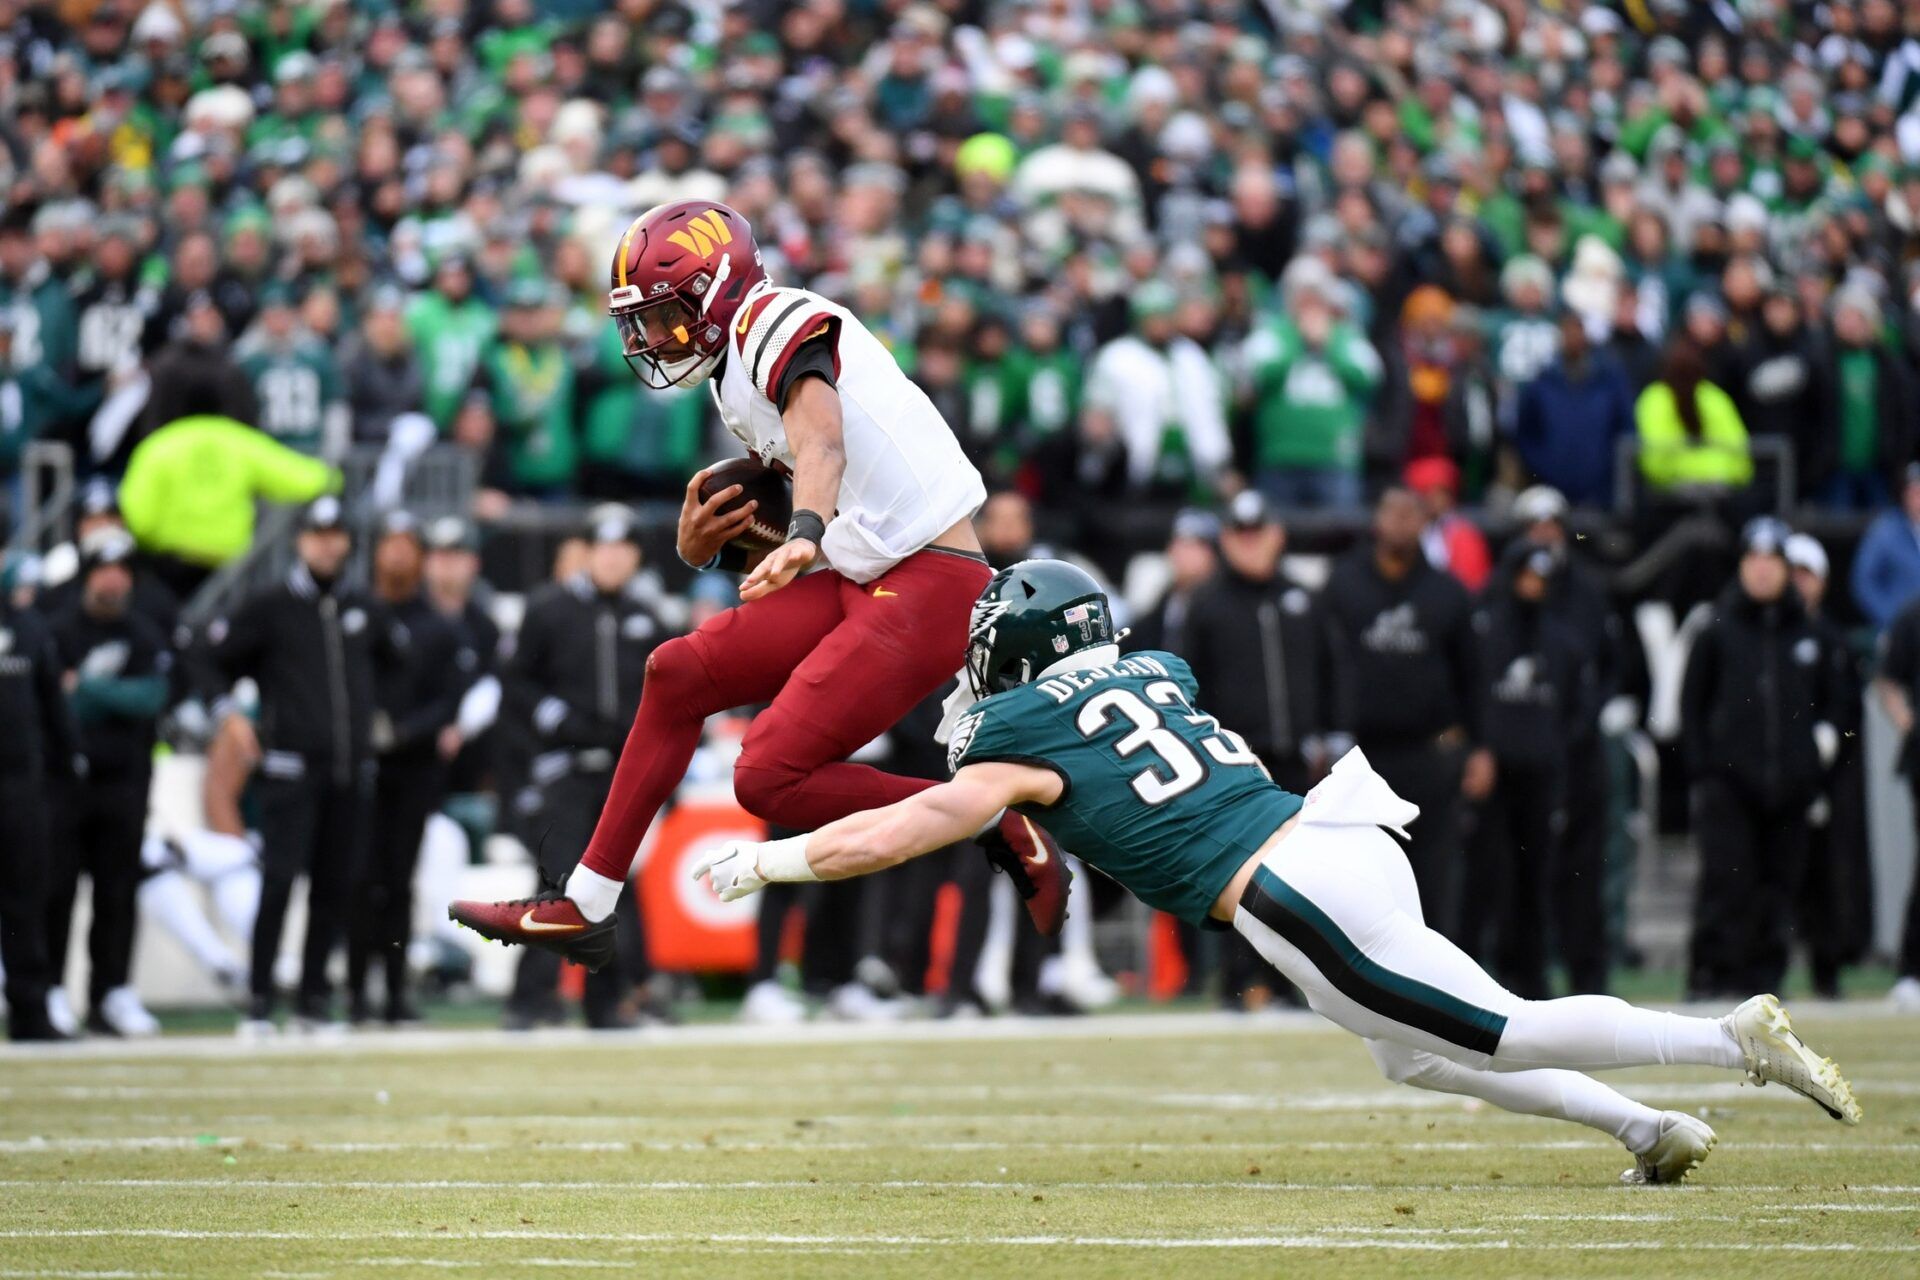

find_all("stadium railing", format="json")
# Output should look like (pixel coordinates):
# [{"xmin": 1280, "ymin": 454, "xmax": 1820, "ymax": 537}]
[
  {"xmin": 4, "ymin": 439, "xmax": 76, "ymax": 555},
  {"xmin": 1612, "ymin": 435, "xmax": 1796, "ymax": 517},
  {"xmin": 180, "ymin": 442, "xmax": 481, "ymax": 627},
  {"xmin": 475, "ymin": 497, "xmax": 683, "ymax": 592}
]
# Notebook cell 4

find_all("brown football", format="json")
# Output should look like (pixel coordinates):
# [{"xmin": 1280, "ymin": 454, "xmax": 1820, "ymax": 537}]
[{"xmin": 698, "ymin": 457, "xmax": 793, "ymax": 551}]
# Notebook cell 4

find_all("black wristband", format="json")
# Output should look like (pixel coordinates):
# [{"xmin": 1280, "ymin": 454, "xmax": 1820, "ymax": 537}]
[{"xmin": 787, "ymin": 509, "xmax": 826, "ymax": 546}]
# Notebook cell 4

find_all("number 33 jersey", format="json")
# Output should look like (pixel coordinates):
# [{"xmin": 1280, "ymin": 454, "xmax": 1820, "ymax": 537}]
[{"xmin": 947, "ymin": 649, "xmax": 1304, "ymax": 927}]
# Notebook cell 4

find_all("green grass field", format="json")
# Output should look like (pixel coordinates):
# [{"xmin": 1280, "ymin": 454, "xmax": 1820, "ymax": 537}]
[{"xmin": 4, "ymin": 1007, "xmax": 1919, "ymax": 1278}]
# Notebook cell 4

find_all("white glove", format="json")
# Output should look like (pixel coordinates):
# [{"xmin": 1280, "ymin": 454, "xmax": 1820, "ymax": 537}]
[{"xmin": 692, "ymin": 841, "xmax": 768, "ymax": 902}]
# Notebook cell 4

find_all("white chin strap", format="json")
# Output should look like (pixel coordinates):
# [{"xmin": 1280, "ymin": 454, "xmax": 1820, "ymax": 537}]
[
  {"xmin": 659, "ymin": 347, "xmax": 720, "ymax": 387},
  {"xmin": 700, "ymin": 255, "xmax": 733, "ymax": 318}
]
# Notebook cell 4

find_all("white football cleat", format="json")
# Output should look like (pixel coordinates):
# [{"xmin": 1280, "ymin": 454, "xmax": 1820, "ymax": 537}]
[
  {"xmin": 45, "ymin": 988, "xmax": 79, "ymax": 1038},
  {"xmin": 1889, "ymin": 976, "xmax": 1920, "ymax": 1013},
  {"xmin": 235, "ymin": 1017, "xmax": 276, "ymax": 1044},
  {"xmin": 1621, "ymin": 1111, "xmax": 1717, "ymax": 1185},
  {"xmin": 94, "ymin": 987, "xmax": 161, "ymax": 1038},
  {"xmin": 739, "ymin": 980, "xmax": 808, "ymax": 1025},
  {"xmin": 1724, "ymin": 994, "xmax": 1862, "ymax": 1124},
  {"xmin": 823, "ymin": 982, "xmax": 908, "ymax": 1023},
  {"xmin": 294, "ymin": 1014, "xmax": 348, "ymax": 1042},
  {"xmin": 1056, "ymin": 954, "xmax": 1121, "ymax": 1012}
]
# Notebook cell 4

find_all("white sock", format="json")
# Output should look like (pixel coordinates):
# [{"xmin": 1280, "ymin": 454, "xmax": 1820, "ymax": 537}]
[
  {"xmin": 565, "ymin": 864, "xmax": 623, "ymax": 923},
  {"xmin": 1375, "ymin": 1043, "xmax": 1665, "ymax": 1154},
  {"xmin": 1495, "ymin": 996, "xmax": 1743, "ymax": 1072}
]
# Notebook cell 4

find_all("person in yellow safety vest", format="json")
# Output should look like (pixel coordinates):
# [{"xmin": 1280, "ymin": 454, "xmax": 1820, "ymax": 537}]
[
  {"xmin": 1634, "ymin": 338, "xmax": 1754, "ymax": 493},
  {"xmin": 118, "ymin": 400, "xmax": 340, "ymax": 599}
]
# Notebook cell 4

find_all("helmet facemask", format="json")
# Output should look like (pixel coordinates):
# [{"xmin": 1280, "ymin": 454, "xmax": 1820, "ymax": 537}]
[
  {"xmin": 965, "ymin": 596, "xmax": 1016, "ymax": 700},
  {"xmin": 611, "ymin": 286, "xmax": 723, "ymax": 389}
]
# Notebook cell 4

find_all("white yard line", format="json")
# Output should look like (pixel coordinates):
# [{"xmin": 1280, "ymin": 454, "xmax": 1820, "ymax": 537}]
[
  {"xmin": 14, "ymin": 1081, "xmax": 1915, "ymax": 1113},
  {"xmin": 3, "ymin": 1176, "xmax": 1919, "ymax": 1197},
  {"xmin": 2, "ymin": 1229, "xmax": 1918, "ymax": 1253},
  {"xmin": 0, "ymin": 1011, "xmax": 1326, "ymax": 1061},
  {"xmin": 5, "ymin": 1133, "xmax": 1916, "ymax": 1158},
  {"xmin": 352, "ymin": 1261, "xmax": 674, "ymax": 1270},
  {"xmin": 0, "ymin": 1003, "xmax": 1905, "ymax": 1062},
  {"xmin": 0, "ymin": 1087, "xmax": 362, "ymax": 1100},
  {"xmin": 1761, "ymin": 1203, "xmax": 1920, "ymax": 1213},
  {"xmin": 1157, "ymin": 1082, "xmax": 1920, "ymax": 1109}
]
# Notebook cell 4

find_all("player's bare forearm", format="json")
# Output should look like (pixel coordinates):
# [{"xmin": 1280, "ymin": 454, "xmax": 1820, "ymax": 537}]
[
  {"xmin": 782, "ymin": 377, "xmax": 846, "ymax": 524},
  {"xmin": 807, "ymin": 782, "xmax": 1002, "ymax": 879},
  {"xmin": 805, "ymin": 763, "xmax": 1063, "ymax": 880},
  {"xmin": 696, "ymin": 766, "xmax": 1061, "ymax": 903}
]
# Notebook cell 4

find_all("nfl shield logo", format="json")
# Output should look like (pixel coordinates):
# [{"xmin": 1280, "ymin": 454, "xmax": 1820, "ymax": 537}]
[{"xmin": 1052, "ymin": 635, "xmax": 1070, "ymax": 653}]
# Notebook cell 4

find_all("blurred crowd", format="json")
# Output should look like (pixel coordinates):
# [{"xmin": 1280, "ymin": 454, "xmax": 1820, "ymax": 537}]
[
  {"xmin": 9, "ymin": 0, "xmax": 1920, "ymax": 539},
  {"xmin": 11, "ymin": 0, "xmax": 1920, "ymax": 1036}
]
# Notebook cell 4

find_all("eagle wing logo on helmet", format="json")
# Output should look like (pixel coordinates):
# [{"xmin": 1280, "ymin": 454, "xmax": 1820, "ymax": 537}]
[
  {"xmin": 666, "ymin": 210, "xmax": 735, "ymax": 258},
  {"xmin": 968, "ymin": 597, "xmax": 1012, "ymax": 643}
]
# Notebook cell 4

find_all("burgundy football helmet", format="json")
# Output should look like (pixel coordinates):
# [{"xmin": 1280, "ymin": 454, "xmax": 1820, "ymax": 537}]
[{"xmin": 607, "ymin": 200, "xmax": 765, "ymax": 389}]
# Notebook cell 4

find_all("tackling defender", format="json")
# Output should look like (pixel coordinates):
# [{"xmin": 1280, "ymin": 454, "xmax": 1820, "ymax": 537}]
[
  {"xmin": 451, "ymin": 201, "xmax": 1067, "ymax": 962},
  {"xmin": 696, "ymin": 560, "xmax": 1863, "ymax": 1184}
]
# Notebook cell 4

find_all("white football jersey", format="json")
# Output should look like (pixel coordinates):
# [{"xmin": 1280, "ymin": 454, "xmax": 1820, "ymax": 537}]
[{"xmin": 710, "ymin": 281, "xmax": 986, "ymax": 583}]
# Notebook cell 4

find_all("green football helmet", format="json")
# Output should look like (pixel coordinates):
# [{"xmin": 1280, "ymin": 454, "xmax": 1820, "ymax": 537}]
[{"xmin": 966, "ymin": 559, "xmax": 1115, "ymax": 699}]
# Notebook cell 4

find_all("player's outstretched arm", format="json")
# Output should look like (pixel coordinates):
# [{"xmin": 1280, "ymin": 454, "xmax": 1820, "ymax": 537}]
[
  {"xmin": 740, "ymin": 377, "xmax": 845, "ymax": 601},
  {"xmin": 694, "ymin": 763, "xmax": 1062, "ymax": 901}
]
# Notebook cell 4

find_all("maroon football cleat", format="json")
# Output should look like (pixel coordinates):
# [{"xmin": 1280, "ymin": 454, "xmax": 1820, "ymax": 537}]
[
  {"xmin": 448, "ymin": 881, "xmax": 616, "ymax": 971},
  {"xmin": 980, "ymin": 811, "xmax": 1072, "ymax": 936}
]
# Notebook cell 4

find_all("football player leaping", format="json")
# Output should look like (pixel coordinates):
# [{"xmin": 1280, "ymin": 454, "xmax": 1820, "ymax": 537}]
[
  {"xmin": 695, "ymin": 560, "xmax": 1863, "ymax": 1184},
  {"xmin": 451, "ymin": 201, "xmax": 1068, "ymax": 960}
]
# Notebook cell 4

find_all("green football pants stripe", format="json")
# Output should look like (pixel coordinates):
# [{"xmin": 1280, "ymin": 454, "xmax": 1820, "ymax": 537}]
[{"xmin": 1248, "ymin": 864, "xmax": 1508, "ymax": 1055}]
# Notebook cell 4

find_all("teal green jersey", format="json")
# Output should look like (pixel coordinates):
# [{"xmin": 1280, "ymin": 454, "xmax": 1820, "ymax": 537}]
[
  {"xmin": 948, "ymin": 650, "xmax": 1303, "ymax": 927},
  {"xmin": 407, "ymin": 294, "xmax": 499, "ymax": 429},
  {"xmin": 240, "ymin": 341, "xmax": 340, "ymax": 455}
]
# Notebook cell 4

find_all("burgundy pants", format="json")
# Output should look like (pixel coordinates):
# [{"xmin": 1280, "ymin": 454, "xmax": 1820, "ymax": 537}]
[{"xmin": 582, "ymin": 548, "xmax": 991, "ymax": 879}]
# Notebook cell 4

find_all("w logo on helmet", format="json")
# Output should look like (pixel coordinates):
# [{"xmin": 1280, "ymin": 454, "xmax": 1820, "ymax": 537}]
[{"xmin": 666, "ymin": 210, "xmax": 735, "ymax": 258}]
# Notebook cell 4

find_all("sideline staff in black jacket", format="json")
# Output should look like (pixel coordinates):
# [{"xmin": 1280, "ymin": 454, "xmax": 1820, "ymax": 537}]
[
  {"xmin": 423, "ymin": 516, "xmax": 502, "ymax": 795},
  {"xmin": 206, "ymin": 496, "xmax": 391, "ymax": 1032},
  {"xmin": 1182, "ymin": 491, "xmax": 1330, "ymax": 1011},
  {"xmin": 1323, "ymin": 486, "xmax": 1489, "ymax": 937},
  {"xmin": 1463, "ymin": 544, "xmax": 1596, "ymax": 1000},
  {"xmin": 501, "ymin": 505, "xmax": 673, "ymax": 1030},
  {"xmin": 1185, "ymin": 492, "xmax": 1331, "ymax": 790},
  {"xmin": 1512, "ymin": 484, "xmax": 1631, "ymax": 994},
  {"xmin": 1788, "ymin": 534, "xmax": 1869, "ymax": 999},
  {"xmin": 47, "ymin": 531, "xmax": 172, "ymax": 1032},
  {"xmin": 348, "ymin": 511, "xmax": 469, "ymax": 1025},
  {"xmin": 1681, "ymin": 518, "xmax": 1849, "ymax": 999},
  {"xmin": 0, "ymin": 590, "xmax": 84, "ymax": 1040}
]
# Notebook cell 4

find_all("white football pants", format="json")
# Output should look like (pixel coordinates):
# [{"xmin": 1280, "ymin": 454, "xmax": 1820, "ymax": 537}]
[{"xmin": 1232, "ymin": 750, "xmax": 1743, "ymax": 1151}]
